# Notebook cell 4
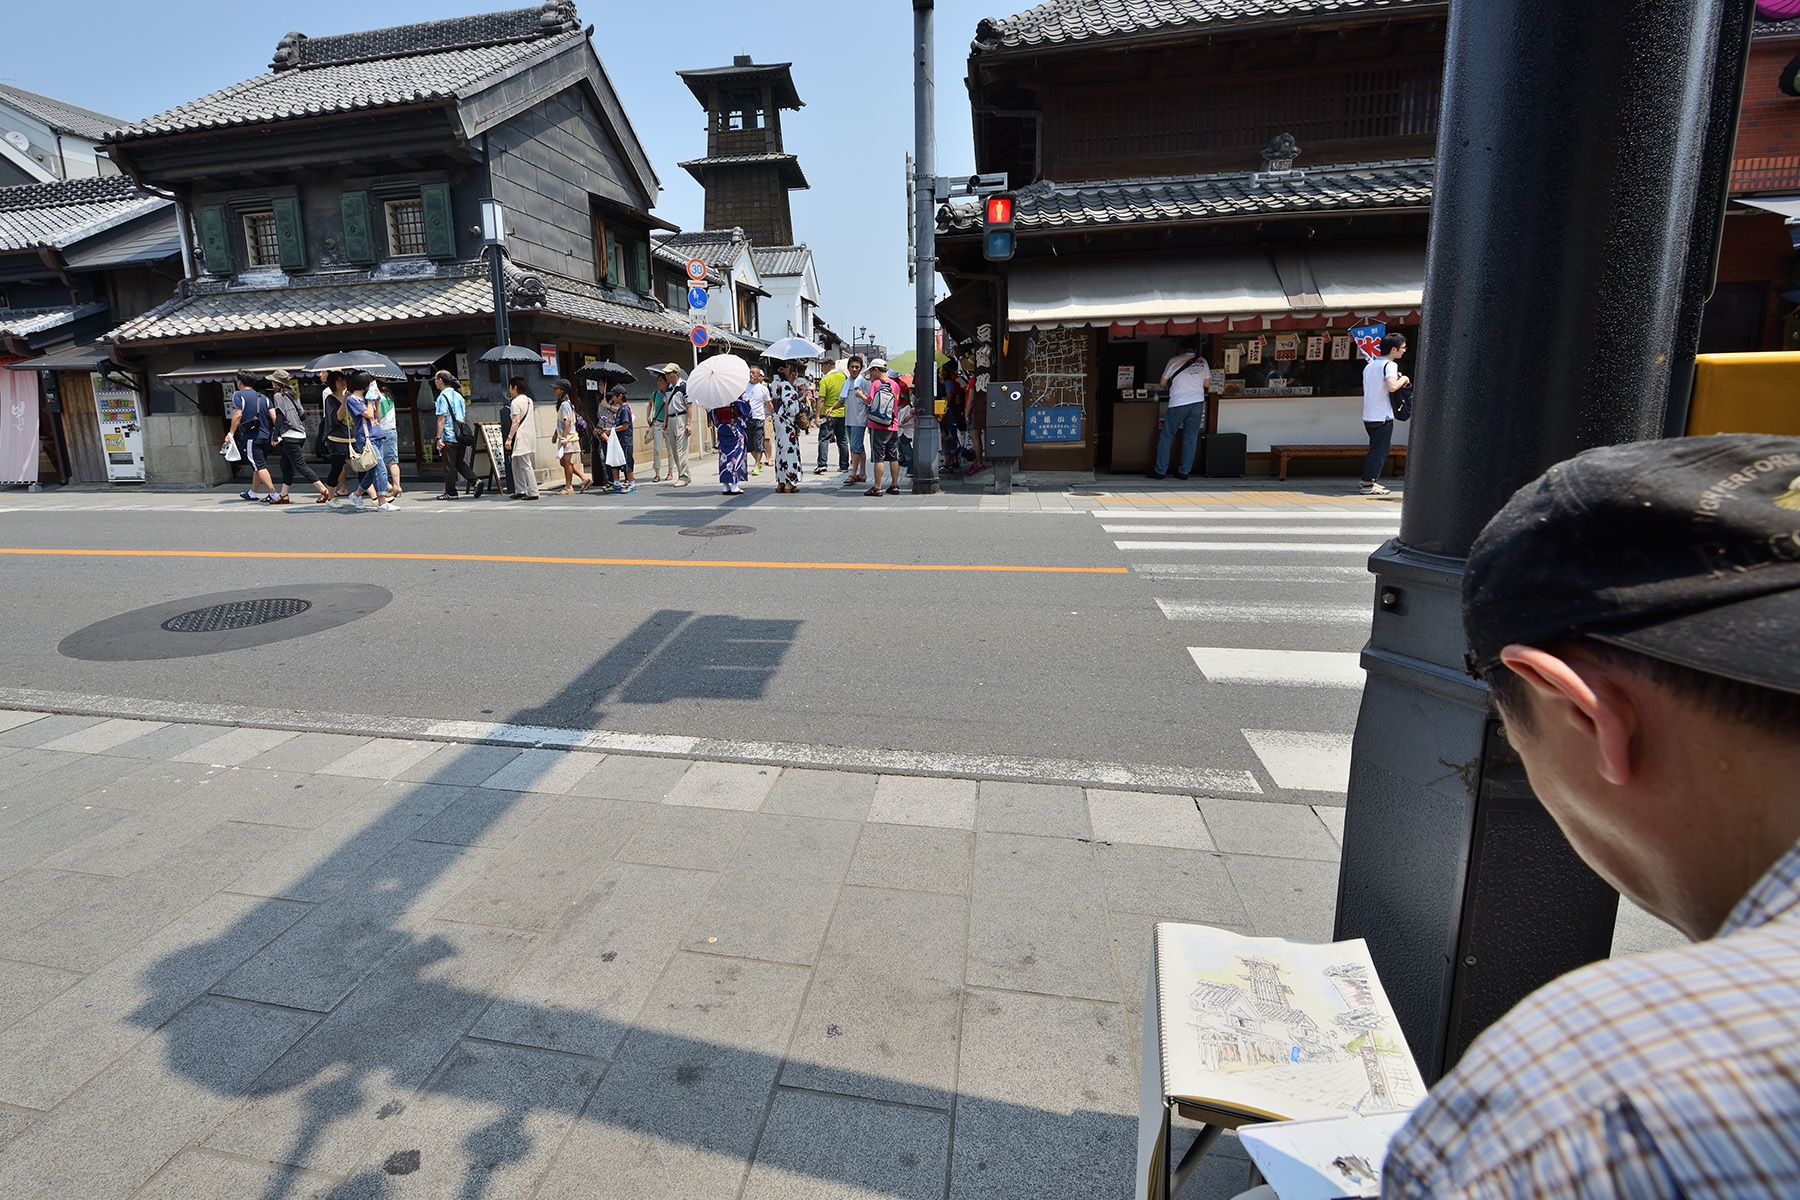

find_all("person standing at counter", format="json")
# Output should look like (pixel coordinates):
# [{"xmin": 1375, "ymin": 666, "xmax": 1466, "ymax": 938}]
[
  {"xmin": 1151, "ymin": 337, "xmax": 1212, "ymax": 480},
  {"xmin": 1360, "ymin": 332, "xmax": 1410, "ymax": 497}
]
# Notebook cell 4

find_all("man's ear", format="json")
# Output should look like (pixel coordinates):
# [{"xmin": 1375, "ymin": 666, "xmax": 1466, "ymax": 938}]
[{"xmin": 1498, "ymin": 645, "xmax": 1636, "ymax": 786}]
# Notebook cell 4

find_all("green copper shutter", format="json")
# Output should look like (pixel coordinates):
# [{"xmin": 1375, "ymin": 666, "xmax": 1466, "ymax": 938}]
[
  {"xmin": 271, "ymin": 196, "xmax": 307, "ymax": 270},
  {"xmin": 196, "ymin": 204, "xmax": 232, "ymax": 274},
  {"xmin": 339, "ymin": 190, "xmax": 375, "ymax": 264},
  {"xmin": 634, "ymin": 239, "xmax": 650, "ymax": 294},
  {"xmin": 419, "ymin": 182, "xmax": 456, "ymax": 260},
  {"xmin": 603, "ymin": 228, "xmax": 618, "ymax": 288}
]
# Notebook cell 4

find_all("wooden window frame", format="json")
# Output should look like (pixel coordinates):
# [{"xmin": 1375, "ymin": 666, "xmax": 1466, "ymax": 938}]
[
  {"xmin": 242, "ymin": 211, "xmax": 281, "ymax": 268},
  {"xmin": 384, "ymin": 198, "xmax": 428, "ymax": 257}
]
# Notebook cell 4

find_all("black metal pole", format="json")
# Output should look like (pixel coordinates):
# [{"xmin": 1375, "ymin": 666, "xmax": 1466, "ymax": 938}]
[
  {"xmin": 912, "ymin": 0, "xmax": 942, "ymax": 493},
  {"xmin": 1334, "ymin": 0, "xmax": 1754, "ymax": 1082}
]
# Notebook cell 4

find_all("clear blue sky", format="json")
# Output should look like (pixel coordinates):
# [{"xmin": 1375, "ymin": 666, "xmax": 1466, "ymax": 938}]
[{"xmin": 4, "ymin": 0, "xmax": 1008, "ymax": 349}]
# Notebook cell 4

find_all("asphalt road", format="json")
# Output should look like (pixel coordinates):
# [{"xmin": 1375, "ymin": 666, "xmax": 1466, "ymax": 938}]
[{"xmin": 0, "ymin": 477, "xmax": 1397, "ymax": 802}]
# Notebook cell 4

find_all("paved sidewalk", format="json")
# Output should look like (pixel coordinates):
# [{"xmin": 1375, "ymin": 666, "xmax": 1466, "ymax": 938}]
[{"xmin": 0, "ymin": 706, "xmax": 1673, "ymax": 1200}]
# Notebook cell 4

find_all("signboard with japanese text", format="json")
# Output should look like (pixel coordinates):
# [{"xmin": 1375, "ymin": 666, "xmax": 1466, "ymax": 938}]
[
  {"xmin": 1331, "ymin": 335, "xmax": 1353, "ymax": 361},
  {"xmin": 1024, "ymin": 404, "xmax": 1084, "ymax": 443},
  {"xmin": 1305, "ymin": 336, "xmax": 1326, "ymax": 361},
  {"xmin": 1274, "ymin": 334, "xmax": 1299, "ymax": 362}
]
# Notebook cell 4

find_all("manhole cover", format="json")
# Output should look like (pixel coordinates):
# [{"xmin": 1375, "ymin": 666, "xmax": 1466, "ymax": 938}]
[
  {"xmin": 161, "ymin": 598, "xmax": 314, "ymax": 633},
  {"xmin": 678, "ymin": 525, "xmax": 756, "ymax": 538}
]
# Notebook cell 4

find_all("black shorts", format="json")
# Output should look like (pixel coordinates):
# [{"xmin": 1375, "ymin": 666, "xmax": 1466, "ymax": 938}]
[
  {"xmin": 243, "ymin": 438, "xmax": 269, "ymax": 471},
  {"xmin": 747, "ymin": 420, "xmax": 767, "ymax": 453},
  {"xmin": 867, "ymin": 426, "xmax": 899, "ymax": 463}
]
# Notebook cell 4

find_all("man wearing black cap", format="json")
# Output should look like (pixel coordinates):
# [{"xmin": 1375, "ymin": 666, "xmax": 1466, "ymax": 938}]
[{"xmin": 1381, "ymin": 434, "xmax": 1800, "ymax": 1197}]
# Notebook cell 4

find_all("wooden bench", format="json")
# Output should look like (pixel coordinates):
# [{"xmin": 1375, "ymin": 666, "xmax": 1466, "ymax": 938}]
[{"xmin": 1269, "ymin": 443, "xmax": 1408, "ymax": 481}]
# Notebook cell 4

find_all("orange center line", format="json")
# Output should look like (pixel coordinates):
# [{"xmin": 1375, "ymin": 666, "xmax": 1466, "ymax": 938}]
[{"xmin": 0, "ymin": 547, "xmax": 1129, "ymax": 575}]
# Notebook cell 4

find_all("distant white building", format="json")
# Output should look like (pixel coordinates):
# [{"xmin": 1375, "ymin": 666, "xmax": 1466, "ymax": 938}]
[
  {"xmin": 655, "ymin": 227, "xmax": 770, "ymax": 349},
  {"xmin": 0, "ymin": 84, "xmax": 124, "ymax": 185},
  {"xmin": 750, "ymin": 244, "xmax": 819, "ymax": 342}
]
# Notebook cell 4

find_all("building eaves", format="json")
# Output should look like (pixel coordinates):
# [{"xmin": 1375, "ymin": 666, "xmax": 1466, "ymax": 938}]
[
  {"xmin": 0, "ymin": 176, "xmax": 171, "ymax": 253},
  {"xmin": 652, "ymin": 239, "xmax": 726, "ymax": 286},
  {"xmin": 0, "ymin": 305, "xmax": 101, "ymax": 339},
  {"xmin": 657, "ymin": 229, "xmax": 751, "ymax": 270},
  {"xmin": 749, "ymin": 245, "xmax": 811, "ymax": 277},
  {"xmin": 675, "ymin": 61, "xmax": 803, "ymax": 110},
  {"xmin": 676, "ymin": 153, "xmax": 810, "ymax": 191},
  {"xmin": 1755, "ymin": 16, "xmax": 1800, "ymax": 39},
  {"xmin": 938, "ymin": 158, "xmax": 1433, "ymax": 235},
  {"xmin": 0, "ymin": 83, "xmax": 125, "ymax": 142},
  {"xmin": 106, "ymin": 27, "xmax": 587, "ymax": 142},
  {"xmin": 971, "ymin": 0, "xmax": 1446, "ymax": 56},
  {"xmin": 268, "ymin": 2, "xmax": 582, "ymax": 71}
]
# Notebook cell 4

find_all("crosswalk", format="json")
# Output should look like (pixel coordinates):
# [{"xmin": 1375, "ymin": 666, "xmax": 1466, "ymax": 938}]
[{"xmin": 1098, "ymin": 502, "xmax": 1400, "ymax": 796}]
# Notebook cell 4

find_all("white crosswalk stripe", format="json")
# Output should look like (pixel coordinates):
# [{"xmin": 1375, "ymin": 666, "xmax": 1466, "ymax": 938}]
[
  {"xmin": 1115, "ymin": 540, "xmax": 1382, "ymax": 552},
  {"xmin": 1156, "ymin": 600, "xmax": 1368, "ymax": 624},
  {"xmin": 1136, "ymin": 564, "xmax": 1368, "ymax": 582},
  {"xmin": 1187, "ymin": 647, "xmax": 1365, "ymax": 688},
  {"xmin": 1103, "ymin": 524, "xmax": 1397, "ymax": 534},
  {"xmin": 1241, "ymin": 730, "xmax": 1355, "ymax": 792},
  {"xmin": 1094, "ymin": 509, "xmax": 1398, "ymax": 520}
]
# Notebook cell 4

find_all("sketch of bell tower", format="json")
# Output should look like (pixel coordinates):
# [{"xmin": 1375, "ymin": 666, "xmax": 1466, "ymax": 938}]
[
  {"xmin": 676, "ymin": 56, "xmax": 810, "ymax": 246},
  {"xmin": 1239, "ymin": 956, "xmax": 1296, "ymax": 1006},
  {"xmin": 1327, "ymin": 963, "xmax": 1399, "ymax": 1111}
]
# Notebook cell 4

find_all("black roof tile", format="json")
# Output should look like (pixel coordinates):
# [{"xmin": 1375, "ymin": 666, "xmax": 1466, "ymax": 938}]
[{"xmin": 973, "ymin": 0, "xmax": 1444, "ymax": 54}]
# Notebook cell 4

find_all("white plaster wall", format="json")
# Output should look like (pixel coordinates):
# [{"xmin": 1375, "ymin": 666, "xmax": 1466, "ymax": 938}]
[{"xmin": 1216, "ymin": 394, "xmax": 1412, "ymax": 453}]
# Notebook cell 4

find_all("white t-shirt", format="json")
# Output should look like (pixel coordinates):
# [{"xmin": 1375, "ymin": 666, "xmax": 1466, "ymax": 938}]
[
  {"xmin": 1162, "ymin": 354, "xmax": 1209, "ymax": 409},
  {"xmin": 509, "ymin": 395, "xmax": 533, "ymax": 449},
  {"xmin": 744, "ymin": 382, "xmax": 771, "ymax": 420},
  {"xmin": 1362, "ymin": 357, "xmax": 1400, "ymax": 423}
]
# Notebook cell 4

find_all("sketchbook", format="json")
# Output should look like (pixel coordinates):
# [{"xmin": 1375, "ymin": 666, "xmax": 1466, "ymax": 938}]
[{"xmin": 1134, "ymin": 923, "xmax": 1424, "ymax": 1200}]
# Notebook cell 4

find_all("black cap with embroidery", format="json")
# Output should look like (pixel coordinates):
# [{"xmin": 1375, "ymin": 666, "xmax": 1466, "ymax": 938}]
[{"xmin": 1462, "ymin": 434, "xmax": 1800, "ymax": 695}]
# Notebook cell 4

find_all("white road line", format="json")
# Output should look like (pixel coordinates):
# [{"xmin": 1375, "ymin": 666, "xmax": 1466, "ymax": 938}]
[
  {"xmin": 1115, "ymin": 541, "xmax": 1380, "ymax": 552},
  {"xmin": 1092, "ymin": 510, "xmax": 1400, "ymax": 520},
  {"xmin": 1157, "ymin": 600, "xmax": 1368, "ymax": 624},
  {"xmin": 1103, "ymin": 524, "xmax": 1398, "ymax": 535},
  {"xmin": 1188, "ymin": 647, "xmax": 1365, "ymax": 688},
  {"xmin": 1134, "ymin": 564, "xmax": 1369, "ymax": 581},
  {"xmin": 1243, "ymin": 729, "xmax": 1355, "ymax": 792}
]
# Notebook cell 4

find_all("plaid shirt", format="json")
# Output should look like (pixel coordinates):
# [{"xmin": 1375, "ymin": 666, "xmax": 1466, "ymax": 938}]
[{"xmin": 1385, "ymin": 838, "xmax": 1800, "ymax": 1199}]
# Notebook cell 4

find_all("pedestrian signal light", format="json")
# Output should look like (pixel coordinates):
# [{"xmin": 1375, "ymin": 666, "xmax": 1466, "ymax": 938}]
[{"xmin": 983, "ymin": 193, "xmax": 1016, "ymax": 262}]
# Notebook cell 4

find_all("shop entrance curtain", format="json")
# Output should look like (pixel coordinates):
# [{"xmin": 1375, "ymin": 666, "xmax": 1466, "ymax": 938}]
[{"xmin": 0, "ymin": 368, "xmax": 40, "ymax": 484}]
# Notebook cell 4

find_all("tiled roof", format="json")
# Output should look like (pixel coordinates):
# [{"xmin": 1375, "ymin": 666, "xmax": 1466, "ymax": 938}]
[
  {"xmin": 268, "ymin": 2, "xmax": 581, "ymax": 71},
  {"xmin": 0, "ymin": 176, "xmax": 171, "ymax": 253},
  {"xmin": 972, "ymin": 0, "xmax": 1444, "ymax": 53},
  {"xmin": 939, "ymin": 158, "xmax": 1433, "ymax": 234},
  {"xmin": 0, "ymin": 305, "xmax": 102, "ymax": 339},
  {"xmin": 677, "ymin": 153, "xmax": 809, "ymax": 190},
  {"xmin": 108, "ymin": 15, "xmax": 585, "ymax": 141},
  {"xmin": 676, "ymin": 61, "xmax": 803, "ymax": 110},
  {"xmin": 749, "ymin": 245, "xmax": 812, "ymax": 277},
  {"xmin": 105, "ymin": 263, "xmax": 692, "ymax": 346},
  {"xmin": 652, "ymin": 240, "xmax": 726, "ymax": 286},
  {"xmin": 0, "ymin": 83, "xmax": 125, "ymax": 142},
  {"xmin": 658, "ymin": 228, "xmax": 752, "ymax": 269},
  {"xmin": 1757, "ymin": 17, "xmax": 1800, "ymax": 37}
]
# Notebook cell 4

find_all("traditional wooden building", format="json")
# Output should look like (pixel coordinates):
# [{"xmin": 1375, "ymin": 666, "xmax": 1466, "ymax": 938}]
[
  {"xmin": 676, "ymin": 58, "xmax": 809, "ymax": 248},
  {"xmin": 97, "ymin": 1, "xmax": 699, "ymax": 486},
  {"xmin": 938, "ymin": 0, "xmax": 1445, "ymax": 476}
]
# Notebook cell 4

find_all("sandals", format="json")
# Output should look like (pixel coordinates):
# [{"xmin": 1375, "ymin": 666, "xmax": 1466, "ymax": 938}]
[
  {"xmin": 885, "ymin": 487, "xmax": 900, "ymax": 495},
  {"xmin": 863, "ymin": 487, "xmax": 882, "ymax": 497}
]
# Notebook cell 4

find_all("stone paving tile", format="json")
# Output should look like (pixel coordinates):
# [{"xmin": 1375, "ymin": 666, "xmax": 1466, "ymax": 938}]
[
  {"xmin": 132, "ymin": 1153, "xmax": 337, "ymax": 1200},
  {"xmin": 741, "ymin": 1089, "xmax": 950, "ymax": 1200},
  {"xmin": 868, "ymin": 775, "xmax": 979, "ymax": 830},
  {"xmin": 1313, "ymin": 804, "xmax": 1346, "ymax": 846},
  {"xmin": 1096, "ymin": 845, "xmax": 1249, "ymax": 926},
  {"xmin": 72, "ymin": 760, "xmax": 223, "ymax": 812},
  {"xmin": 0, "ymin": 751, "xmax": 142, "ymax": 821},
  {"xmin": 96, "ymin": 722, "xmax": 233, "ymax": 761},
  {"xmin": 238, "ymin": 731, "xmax": 371, "ymax": 774},
  {"xmin": 202, "ymin": 922, "xmax": 538, "ymax": 1176},
  {"xmin": 948, "ymin": 988, "xmax": 1138, "ymax": 1200},
  {"xmin": 1198, "ymin": 796, "xmax": 1341, "ymax": 861},
  {"xmin": 228, "ymin": 768, "xmax": 390, "ymax": 829},
  {"xmin": 762, "ymin": 768, "xmax": 876, "ymax": 821},
  {"xmin": 0, "ymin": 801, "xmax": 129, "ymax": 880},
  {"xmin": 393, "ymin": 741, "xmax": 521, "ymax": 787},
  {"xmin": 45, "ymin": 778, "xmax": 260, "ymax": 877},
  {"xmin": 0, "ymin": 997, "xmax": 317, "ymax": 1200},
  {"xmin": 781, "ymin": 885, "xmax": 965, "ymax": 1106},
  {"xmin": 436, "ymin": 796, "xmax": 651, "ymax": 932},
  {"xmin": 0, "ymin": 1109, "xmax": 34, "ymax": 1149},
  {"xmin": 226, "ymin": 781, "xmax": 465, "ymax": 904},
  {"xmin": 665, "ymin": 760, "xmax": 781, "ymax": 811},
  {"xmin": 966, "ymin": 833, "xmax": 1116, "ymax": 1002},
  {"xmin": 318, "ymin": 737, "xmax": 443, "ymax": 780},
  {"xmin": 1224, "ymin": 853, "xmax": 1342, "ymax": 942},
  {"xmin": 36, "ymin": 718, "xmax": 169, "ymax": 755},
  {"xmin": 473, "ymin": 862, "xmax": 713, "ymax": 1060},
  {"xmin": 0, "ymin": 710, "xmax": 46, "ymax": 735},
  {"xmin": 0, "ymin": 713, "xmax": 104, "ymax": 748},
  {"xmin": 976, "ymin": 780, "xmax": 1091, "ymax": 839},
  {"xmin": 0, "ymin": 892, "xmax": 309, "ymax": 1111},
  {"xmin": 170, "ymin": 726, "xmax": 298, "ymax": 766},
  {"xmin": 565, "ymin": 753, "xmax": 693, "ymax": 801},
  {"xmin": 531, "ymin": 952, "xmax": 811, "ymax": 1200},
  {"xmin": 616, "ymin": 805, "xmax": 752, "ymax": 873},
  {"xmin": 211, "ymin": 838, "xmax": 496, "ymax": 1012},
  {"xmin": 0, "ymin": 959, "xmax": 82, "ymax": 1034},
  {"xmin": 0, "ymin": 867, "xmax": 116, "ymax": 942},
  {"xmin": 844, "ymin": 823, "xmax": 974, "ymax": 896},
  {"xmin": 685, "ymin": 814, "xmax": 861, "ymax": 965},
  {"xmin": 331, "ymin": 1039, "xmax": 603, "ymax": 1199},
  {"xmin": 478, "ymin": 748, "xmax": 604, "ymax": 795},
  {"xmin": 410, "ymin": 788, "xmax": 558, "ymax": 849},
  {"xmin": 3, "ymin": 820, "xmax": 297, "ymax": 975},
  {"xmin": 1086, "ymin": 789, "xmax": 1215, "ymax": 851}
]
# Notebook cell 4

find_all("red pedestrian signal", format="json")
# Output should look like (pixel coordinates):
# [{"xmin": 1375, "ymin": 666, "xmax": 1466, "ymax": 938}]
[{"xmin": 983, "ymin": 192, "xmax": 1016, "ymax": 262}]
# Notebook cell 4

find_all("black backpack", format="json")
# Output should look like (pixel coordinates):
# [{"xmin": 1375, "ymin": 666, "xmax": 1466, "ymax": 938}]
[{"xmin": 1390, "ymin": 384, "xmax": 1415, "ymax": 423}]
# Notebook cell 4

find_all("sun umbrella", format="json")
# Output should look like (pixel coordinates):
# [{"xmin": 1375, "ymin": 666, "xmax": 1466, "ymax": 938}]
[
  {"xmin": 303, "ymin": 350, "xmax": 407, "ymax": 380},
  {"xmin": 762, "ymin": 335, "xmax": 823, "ymax": 361},
  {"xmin": 478, "ymin": 344, "xmax": 545, "ymax": 364},
  {"xmin": 884, "ymin": 349, "xmax": 951, "ymax": 376},
  {"xmin": 686, "ymin": 354, "xmax": 751, "ymax": 410},
  {"xmin": 574, "ymin": 360, "xmax": 635, "ymax": 386}
]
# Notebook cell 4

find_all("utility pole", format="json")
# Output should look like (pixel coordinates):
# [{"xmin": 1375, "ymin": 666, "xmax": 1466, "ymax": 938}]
[
  {"xmin": 1333, "ymin": 0, "xmax": 1754, "ymax": 1083},
  {"xmin": 911, "ymin": 0, "xmax": 941, "ymax": 493}
]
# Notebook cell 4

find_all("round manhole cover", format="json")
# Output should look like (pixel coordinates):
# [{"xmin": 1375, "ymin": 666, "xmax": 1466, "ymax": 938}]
[
  {"xmin": 678, "ymin": 525, "xmax": 756, "ymax": 537},
  {"xmin": 162, "ymin": 598, "xmax": 314, "ymax": 633}
]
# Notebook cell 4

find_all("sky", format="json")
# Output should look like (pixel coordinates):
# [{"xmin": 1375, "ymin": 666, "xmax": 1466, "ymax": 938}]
[{"xmin": 3, "ymin": 0, "xmax": 1010, "ymax": 350}]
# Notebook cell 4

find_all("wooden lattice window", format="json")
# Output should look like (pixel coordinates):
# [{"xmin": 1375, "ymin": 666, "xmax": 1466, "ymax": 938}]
[
  {"xmin": 242, "ymin": 212, "xmax": 280, "ymax": 267},
  {"xmin": 385, "ymin": 199, "xmax": 427, "ymax": 256}
]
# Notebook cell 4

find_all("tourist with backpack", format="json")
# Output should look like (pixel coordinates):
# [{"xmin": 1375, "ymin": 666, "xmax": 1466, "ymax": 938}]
[
  {"xmin": 225, "ymin": 370, "xmax": 278, "ymax": 501},
  {"xmin": 433, "ymin": 369, "xmax": 484, "ymax": 499},
  {"xmin": 266, "ymin": 369, "xmax": 330, "ymax": 505},
  {"xmin": 862, "ymin": 360, "xmax": 903, "ymax": 497}
]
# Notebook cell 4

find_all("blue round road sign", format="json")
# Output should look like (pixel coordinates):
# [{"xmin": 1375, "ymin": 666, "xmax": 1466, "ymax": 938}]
[
  {"xmin": 687, "ymin": 286, "xmax": 709, "ymax": 311},
  {"xmin": 690, "ymin": 326, "xmax": 710, "ymax": 349}
]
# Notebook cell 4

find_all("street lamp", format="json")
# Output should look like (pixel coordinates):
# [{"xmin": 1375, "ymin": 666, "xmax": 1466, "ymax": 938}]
[{"xmin": 480, "ymin": 198, "xmax": 509, "ymax": 361}]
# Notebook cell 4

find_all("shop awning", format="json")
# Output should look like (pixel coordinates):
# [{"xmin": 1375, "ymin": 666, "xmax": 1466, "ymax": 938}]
[
  {"xmin": 1737, "ymin": 196, "xmax": 1800, "ymax": 220},
  {"xmin": 158, "ymin": 346, "xmax": 456, "ymax": 385},
  {"xmin": 4, "ymin": 343, "xmax": 113, "ymax": 371},
  {"xmin": 1008, "ymin": 245, "xmax": 1426, "ymax": 331}
]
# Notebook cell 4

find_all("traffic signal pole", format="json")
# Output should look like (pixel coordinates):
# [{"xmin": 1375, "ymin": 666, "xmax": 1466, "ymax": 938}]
[
  {"xmin": 1333, "ymin": 0, "xmax": 1754, "ymax": 1083},
  {"xmin": 911, "ymin": 0, "xmax": 942, "ymax": 494}
]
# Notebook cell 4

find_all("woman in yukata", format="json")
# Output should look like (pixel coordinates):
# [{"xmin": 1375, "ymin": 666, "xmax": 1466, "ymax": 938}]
[{"xmin": 711, "ymin": 394, "xmax": 751, "ymax": 495}]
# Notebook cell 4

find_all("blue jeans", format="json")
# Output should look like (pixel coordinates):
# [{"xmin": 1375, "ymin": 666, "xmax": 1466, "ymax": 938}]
[
  {"xmin": 1155, "ymin": 402, "xmax": 1205, "ymax": 476},
  {"xmin": 370, "ymin": 434, "xmax": 390, "ymax": 495},
  {"xmin": 1363, "ymin": 419, "xmax": 1395, "ymax": 482},
  {"xmin": 817, "ymin": 415, "xmax": 847, "ymax": 469},
  {"xmin": 848, "ymin": 424, "xmax": 867, "ymax": 455}
]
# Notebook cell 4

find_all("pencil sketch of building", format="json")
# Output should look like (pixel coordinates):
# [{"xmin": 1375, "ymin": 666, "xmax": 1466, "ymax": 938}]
[
  {"xmin": 1327, "ymin": 962, "xmax": 1404, "ymax": 1111},
  {"xmin": 1187, "ymin": 956, "xmax": 1335, "ymax": 1073}
]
